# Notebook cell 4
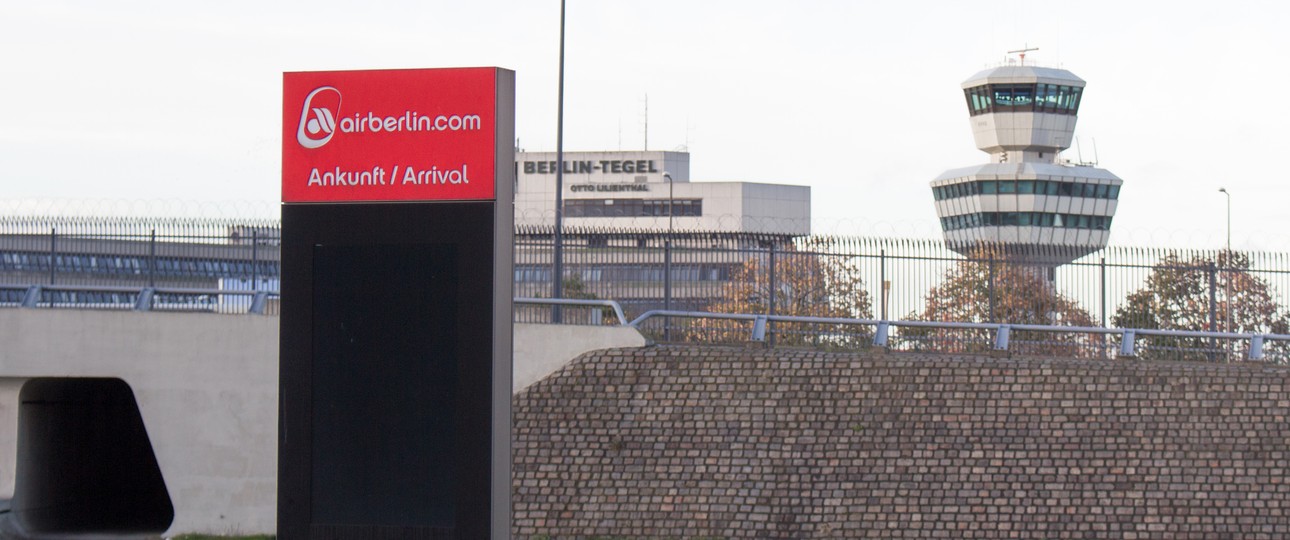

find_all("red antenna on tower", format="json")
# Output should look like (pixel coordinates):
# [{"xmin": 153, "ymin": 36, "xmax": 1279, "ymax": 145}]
[{"xmin": 1007, "ymin": 45, "xmax": 1040, "ymax": 65}]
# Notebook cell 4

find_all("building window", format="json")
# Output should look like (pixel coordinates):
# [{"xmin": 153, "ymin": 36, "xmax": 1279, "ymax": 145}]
[
  {"xmin": 565, "ymin": 198, "xmax": 702, "ymax": 218},
  {"xmin": 931, "ymin": 180, "xmax": 1120, "ymax": 202},
  {"xmin": 942, "ymin": 211, "xmax": 1114, "ymax": 231},
  {"xmin": 964, "ymin": 83, "xmax": 1083, "ymax": 116}
]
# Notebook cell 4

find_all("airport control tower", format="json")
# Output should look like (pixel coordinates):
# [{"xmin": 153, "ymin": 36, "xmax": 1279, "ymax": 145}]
[{"xmin": 931, "ymin": 57, "xmax": 1122, "ymax": 268}]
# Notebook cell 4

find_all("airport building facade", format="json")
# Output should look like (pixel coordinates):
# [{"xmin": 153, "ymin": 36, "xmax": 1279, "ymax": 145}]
[
  {"xmin": 512, "ymin": 150, "xmax": 812, "ymax": 316},
  {"xmin": 515, "ymin": 150, "xmax": 810, "ymax": 236}
]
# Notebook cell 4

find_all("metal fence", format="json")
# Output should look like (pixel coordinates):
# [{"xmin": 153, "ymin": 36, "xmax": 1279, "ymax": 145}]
[
  {"xmin": 6, "ymin": 217, "xmax": 1290, "ymax": 362},
  {"xmin": 516, "ymin": 227, "xmax": 1290, "ymax": 362},
  {"xmin": 0, "ymin": 217, "xmax": 280, "ymax": 314}
]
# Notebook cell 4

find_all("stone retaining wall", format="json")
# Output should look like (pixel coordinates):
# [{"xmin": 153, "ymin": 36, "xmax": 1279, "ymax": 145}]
[{"xmin": 513, "ymin": 346, "xmax": 1290, "ymax": 539}]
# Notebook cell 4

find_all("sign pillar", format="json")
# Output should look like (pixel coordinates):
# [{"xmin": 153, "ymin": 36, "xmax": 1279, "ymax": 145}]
[{"xmin": 279, "ymin": 67, "xmax": 514, "ymax": 540}]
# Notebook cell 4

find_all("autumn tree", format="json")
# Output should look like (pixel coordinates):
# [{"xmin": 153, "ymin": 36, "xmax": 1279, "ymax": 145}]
[
  {"xmin": 1112, "ymin": 251, "xmax": 1290, "ymax": 362},
  {"xmin": 904, "ymin": 246, "xmax": 1099, "ymax": 356},
  {"xmin": 690, "ymin": 238, "xmax": 873, "ymax": 348}
]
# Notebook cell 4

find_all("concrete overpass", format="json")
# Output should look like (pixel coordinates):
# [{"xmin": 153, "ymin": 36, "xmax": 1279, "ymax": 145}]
[
  {"xmin": 5, "ymin": 308, "xmax": 1290, "ymax": 538},
  {"xmin": 0, "ymin": 309, "xmax": 643, "ymax": 538}
]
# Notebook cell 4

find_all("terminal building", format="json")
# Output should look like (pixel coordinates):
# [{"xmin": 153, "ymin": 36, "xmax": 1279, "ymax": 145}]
[
  {"xmin": 931, "ymin": 62, "xmax": 1123, "ymax": 268},
  {"xmin": 515, "ymin": 150, "xmax": 810, "ymax": 236},
  {"xmin": 512, "ymin": 150, "xmax": 812, "ymax": 314}
]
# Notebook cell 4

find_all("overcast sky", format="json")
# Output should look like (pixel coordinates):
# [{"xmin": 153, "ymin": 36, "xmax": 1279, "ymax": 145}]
[{"xmin": 3, "ymin": 1, "xmax": 1288, "ymax": 248}]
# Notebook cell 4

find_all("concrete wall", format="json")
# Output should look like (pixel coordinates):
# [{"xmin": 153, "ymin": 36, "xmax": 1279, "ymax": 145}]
[
  {"xmin": 514, "ymin": 346, "xmax": 1290, "ymax": 538},
  {"xmin": 0, "ymin": 309, "xmax": 279, "ymax": 536},
  {"xmin": 0, "ymin": 310, "xmax": 646, "ymax": 536},
  {"xmin": 513, "ymin": 324, "xmax": 646, "ymax": 391},
  {"xmin": 0, "ymin": 379, "xmax": 20, "ymax": 500},
  {"xmin": 22, "ymin": 307, "xmax": 1290, "ymax": 537}
]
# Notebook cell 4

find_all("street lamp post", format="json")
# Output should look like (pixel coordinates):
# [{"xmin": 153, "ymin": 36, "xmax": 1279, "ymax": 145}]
[
  {"xmin": 552, "ymin": 0, "xmax": 567, "ymax": 322},
  {"xmin": 664, "ymin": 171, "xmax": 674, "ymax": 237}
]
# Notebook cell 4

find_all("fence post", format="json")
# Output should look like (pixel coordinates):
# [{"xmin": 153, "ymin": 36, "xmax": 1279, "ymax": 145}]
[
  {"xmin": 664, "ymin": 239, "xmax": 672, "ymax": 311},
  {"xmin": 252, "ymin": 229, "xmax": 260, "ymax": 291},
  {"xmin": 1207, "ymin": 262, "xmax": 1218, "ymax": 332},
  {"xmin": 551, "ymin": 233, "xmax": 563, "ymax": 324},
  {"xmin": 1208, "ymin": 262, "xmax": 1218, "ymax": 358},
  {"xmin": 1100, "ymin": 256, "xmax": 1109, "ymax": 358},
  {"xmin": 664, "ymin": 238, "xmax": 672, "ymax": 341},
  {"xmin": 49, "ymin": 227, "xmax": 57, "ymax": 286},
  {"xmin": 880, "ymin": 249, "xmax": 887, "ymax": 320},
  {"xmin": 148, "ymin": 229, "xmax": 157, "ymax": 287},
  {"xmin": 987, "ymin": 253, "xmax": 996, "ymax": 323},
  {"xmin": 1099, "ymin": 257, "xmax": 1107, "ymax": 328},
  {"xmin": 767, "ymin": 242, "xmax": 777, "ymax": 348}
]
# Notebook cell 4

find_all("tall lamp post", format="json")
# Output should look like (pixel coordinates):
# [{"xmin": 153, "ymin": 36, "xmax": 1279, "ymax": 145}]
[
  {"xmin": 664, "ymin": 171, "xmax": 674, "ymax": 237},
  {"xmin": 552, "ymin": 0, "xmax": 567, "ymax": 321},
  {"xmin": 1219, "ymin": 187, "xmax": 1231, "ymax": 337}
]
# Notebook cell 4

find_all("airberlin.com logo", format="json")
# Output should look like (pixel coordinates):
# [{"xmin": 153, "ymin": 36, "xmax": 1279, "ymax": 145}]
[
  {"xmin": 297, "ymin": 87, "xmax": 341, "ymax": 149},
  {"xmin": 295, "ymin": 86, "xmax": 484, "ymax": 150}
]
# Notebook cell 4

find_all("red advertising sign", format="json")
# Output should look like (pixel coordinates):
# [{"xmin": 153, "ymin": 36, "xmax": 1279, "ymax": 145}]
[{"xmin": 282, "ymin": 68, "xmax": 498, "ymax": 202}]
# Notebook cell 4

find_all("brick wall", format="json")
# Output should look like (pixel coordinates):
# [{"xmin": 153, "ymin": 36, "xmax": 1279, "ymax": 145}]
[{"xmin": 512, "ymin": 346, "xmax": 1290, "ymax": 539}]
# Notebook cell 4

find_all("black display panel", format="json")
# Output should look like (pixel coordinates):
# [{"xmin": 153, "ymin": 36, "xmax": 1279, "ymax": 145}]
[
  {"xmin": 310, "ymin": 243, "xmax": 458, "ymax": 526},
  {"xmin": 280, "ymin": 202, "xmax": 500, "ymax": 540}
]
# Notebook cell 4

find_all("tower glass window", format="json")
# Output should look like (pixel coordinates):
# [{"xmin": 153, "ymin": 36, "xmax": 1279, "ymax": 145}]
[
  {"xmin": 993, "ymin": 86, "xmax": 1014, "ymax": 107},
  {"xmin": 965, "ymin": 83, "xmax": 1083, "ymax": 116},
  {"xmin": 1012, "ymin": 85, "xmax": 1033, "ymax": 107},
  {"xmin": 928, "ymin": 180, "xmax": 1119, "ymax": 201},
  {"xmin": 941, "ymin": 211, "xmax": 1113, "ymax": 231}
]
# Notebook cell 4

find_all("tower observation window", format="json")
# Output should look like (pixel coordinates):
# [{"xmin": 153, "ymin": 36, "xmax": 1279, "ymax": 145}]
[
  {"xmin": 941, "ymin": 211, "xmax": 1114, "ymax": 231},
  {"xmin": 964, "ymin": 83, "xmax": 1083, "ymax": 116},
  {"xmin": 993, "ymin": 86, "xmax": 1014, "ymax": 107},
  {"xmin": 930, "ymin": 180, "xmax": 1121, "ymax": 201},
  {"xmin": 1011, "ymin": 86, "xmax": 1033, "ymax": 107}
]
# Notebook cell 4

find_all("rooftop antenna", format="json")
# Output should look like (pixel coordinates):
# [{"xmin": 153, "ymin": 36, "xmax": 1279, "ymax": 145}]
[
  {"xmin": 643, "ymin": 93, "xmax": 649, "ymax": 151},
  {"xmin": 685, "ymin": 116, "xmax": 690, "ymax": 152},
  {"xmin": 1092, "ymin": 138, "xmax": 1100, "ymax": 167},
  {"xmin": 1007, "ymin": 45, "xmax": 1039, "ymax": 66},
  {"xmin": 1075, "ymin": 137, "xmax": 1085, "ymax": 164}
]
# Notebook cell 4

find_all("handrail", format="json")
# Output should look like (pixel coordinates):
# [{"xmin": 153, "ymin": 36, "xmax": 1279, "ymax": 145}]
[
  {"xmin": 4, "ymin": 284, "xmax": 1289, "ymax": 362},
  {"xmin": 1, "ymin": 283, "xmax": 278, "ymax": 314},
  {"xmin": 628, "ymin": 310, "xmax": 1290, "ymax": 363},
  {"xmin": 513, "ymin": 297, "xmax": 628, "ymax": 326},
  {"xmin": 0, "ymin": 283, "xmax": 279, "ymax": 296}
]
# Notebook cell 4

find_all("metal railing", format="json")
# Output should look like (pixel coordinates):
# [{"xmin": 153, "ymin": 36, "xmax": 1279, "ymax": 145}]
[
  {"xmin": 5, "ymin": 281, "xmax": 1287, "ymax": 363},
  {"xmin": 0, "ymin": 283, "xmax": 278, "ymax": 315},
  {"xmin": 505, "ymin": 298, "xmax": 1290, "ymax": 363},
  {"xmin": 515, "ymin": 228, "xmax": 1290, "ymax": 349},
  {"xmin": 624, "ymin": 309, "xmax": 1290, "ymax": 363},
  {"xmin": 4, "ymin": 217, "xmax": 1290, "ymax": 362},
  {"xmin": 0, "ymin": 217, "xmax": 279, "ymax": 291},
  {"xmin": 514, "ymin": 297, "xmax": 628, "ymax": 326}
]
